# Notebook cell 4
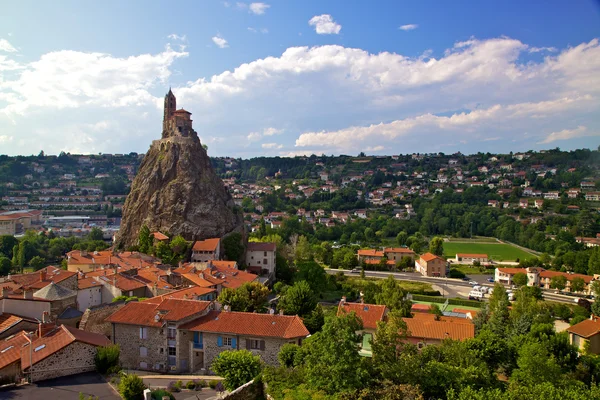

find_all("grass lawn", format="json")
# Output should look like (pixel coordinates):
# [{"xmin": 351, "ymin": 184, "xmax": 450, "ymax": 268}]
[
  {"xmin": 413, "ymin": 300, "xmax": 481, "ymax": 312},
  {"xmin": 450, "ymin": 265, "xmax": 495, "ymax": 275},
  {"xmin": 446, "ymin": 237, "xmax": 499, "ymax": 243},
  {"xmin": 443, "ymin": 242, "xmax": 535, "ymax": 261},
  {"xmin": 344, "ymin": 277, "xmax": 435, "ymax": 294}
]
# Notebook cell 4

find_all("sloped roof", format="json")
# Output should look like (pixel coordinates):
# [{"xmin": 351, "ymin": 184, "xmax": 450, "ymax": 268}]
[
  {"xmin": 357, "ymin": 249, "xmax": 384, "ymax": 257},
  {"xmin": 10, "ymin": 266, "xmax": 76, "ymax": 290},
  {"xmin": 151, "ymin": 232, "xmax": 169, "ymax": 241},
  {"xmin": 384, "ymin": 248, "xmax": 415, "ymax": 254},
  {"xmin": 78, "ymin": 277, "xmax": 104, "ymax": 290},
  {"xmin": 456, "ymin": 253, "xmax": 488, "ymax": 258},
  {"xmin": 181, "ymin": 310, "xmax": 309, "ymax": 339},
  {"xmin": 0, "ymin": 332, "xmax": 31, "ymax": 370},
  {"xmin": 0, "ymin": 313, "xmax": 37, "ymax": 335},
  {"xmin": 420, "ymin": 253, "xmax": 445, "ymax": 263},
  {"xmin": 192, "ymin": 238, "xmax": 220, "ymax": 252},
  {"xmin": 106, "ymin": 298, "xmax": 212, "ymax": 327},
  {"xmin": 337, "ymin": 302, "xmax": 387, "ymax": 330},
  {"xmin": 403, "ymin": 314, "xmax": 474, "ymax": 341},
  {"xmin": 33, "ymin": 282, "xmax": 76, "ymax": 301},
  {"xmin": 567, "ymin": 318, "xmax": 600, "ymax": 338},
  {"xmin": 58, "ymin": 307, "xmax": 83, "ymax": 320},
  {"xmin": 247, "ymin": 242, "xmax": 276, "ymax": 252},
  {"xmin": 497, "ymin": 267, "xmax": 527, "ymax": 275},
  {"xmin": 539, "ymin": 270, "xmax": 594, "ymax": 284}
]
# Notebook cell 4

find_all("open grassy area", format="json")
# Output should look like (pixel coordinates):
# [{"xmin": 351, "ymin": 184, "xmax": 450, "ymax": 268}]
[
  {"xmin": 446, "ymin": 237, "xmax": 499, "ymax": 243},
  {"xmin": 412, "ymin": 301, "xmax": 481, "ymax": 312},
  {"xmin": 450, "ymin": 265, "xmax": 495, "ymax": 275},
  {"xmin": 443, "ymin": 242, "xmax": 535, "ymax": 261}
]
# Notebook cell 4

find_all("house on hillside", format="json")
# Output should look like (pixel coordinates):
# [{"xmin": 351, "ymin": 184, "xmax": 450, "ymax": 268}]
[
  {"xmin": 191, "ymin": 238, "xmax": 221, "ymax": 262},
  {"xmin": 337, "ymin": 298, "xmax": 388, "ymax": 357},
  {"xmin": 567, "ymin": 317, "xmax": 600, "ymax": 354},
  {"xmin": 403, "ymin": 313, "xmax": 474, "ymax": 349},
  {"xmin": 415, "ymin": 253, "xmax": 447, "ymax": 277},
  {"xmin": 245, "ymin": 242, "xmax": 277, "ymax": 278}
]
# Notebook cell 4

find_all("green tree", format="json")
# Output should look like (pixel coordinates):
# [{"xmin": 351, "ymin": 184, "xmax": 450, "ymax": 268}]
[
  {"xmin": 302, "ymin": 304, "xmax": 325, "ymax": 333},
  {"xmin": 118, "ymin": 373, "xmax": 146, "ymax": 400},
  {"xmin": 278, "ymin": 343, "xmax": 300, "ymax": 368},
  {"xmin": 138, "ymin": 225, "xmax": 152, "ymax": 254},
  {"xmin": 169, "ymin": 235, "xmax": 188, "ymax": 259},
  {"xmin": 570, "ymin": 277, "xmax": 585, "ymax": 293},
  {"xmin": 375, "ymin": 276, "xmax": 412, "ymax": 316},
  {"xmin": 512, "ymin": 272, "xmax": 528, "ymax": 287},
  {"xmin": 487, "ymin": 283, "xmax": 510, "ymax": 335},
  {"xmin": 511, "ymin": 342, "xmax": 562, "ymax": 386},
  {"xmin": 550, "ymin": 275, "xmax": 567, "ymax": 292},
  {"xmin": 88, "ymin": 227, "xmax": 104, "ymax": 241},
  {"xmin": 223, "ymin": 232, "xmax": 244, "ymax": 261},
  {"xmin": 295, "ymin": 261, "xmax": 327, "ymax": 292},
  {"xmin": 28, "ymin": 256, "xmax": 46, "ymax": 271},
  {"xmin": 396, "ymin": 231, "xmax": 408, "ymax": 246},
  {"xmin": 11, "ymin": 244, "xmax": 18, "ymax": 269},
  {"xmin": 94, "ymin": 344, "xmax": 120, "ymax": 374},
  {"xmin": 259, "ymin": 217, "xmax": 267, "ymax": 237},
  {"xmin": 211, "ymin": 349, "xmax": 262, "ymax": 391},
  {"xmin": 429, "ymin": 237, "xmax": 444, "ymax": 257},
  {"xmin": 295, "ymin": 235, "xmax": 313, "ymax": 261},
  {"xmin": 0, "ymin": 235, "xmax": 18, "ymax": 258},
  {"xmin": 278, "ymin": 281, "xmax": 318, "ymax": 317},
  {"xmin": 0, "ymin": 257, "xmax": 11, "ymax": 276},
  {"xmin": 218, "ymin": 281, "xmax": 270, "ymax": 312}
]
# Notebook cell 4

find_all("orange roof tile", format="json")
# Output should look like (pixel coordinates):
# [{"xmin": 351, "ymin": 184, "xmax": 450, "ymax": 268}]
[
  {"xmin": 107, "ymin": 298, "xmax": 212, "ymax": 327},
  {"xmin": 192, "ymin": 238, "xmax": 220, "ymax": 252},
  {"xmin": 384, "ymin": 248, "xmax": 415, "ymax": 254},
  {"xmin": 567, "ymin": 318, "xmax": 600, "ymax": 338},
  {"xmin": 0, "ymin": 332, "xmax": 31, "ymax": 370},
  {"xmin": 497, "ymin": 267, "xmax": 527, "ymax": 275},
  {"xmin": 403, "ymin": 315, "xmax": 474, "ymax": 341},
  {"xmin": 0, "ymin": 314, "xmax": 37, "ymax": 334},
  {"xmin": 420, "ymin": 253, "xmax": 445, "ymax": 263},
  {"xmin": 77, "ymin": 277, "xmax": 104, "ymax": 290},
  {"xmin": 67, "ymin": 250, "xmax": 159, "ymax": 270},
  {"xmin": 247, "ymin": 242, "xmax": 276, "ymax": 252},
  {"xmin": 539, "ymin": 270, "xmax": 594, "ymax": 284},
  {"xmin": 337, "ymin": 302, "xmax": 387, "ymax": 330},
  {"xmin": 182, "ymin": 273, "xmax": 217, "ymax": 288},
  {"xmin": 357, "ymin": 249, "xmax": 384, "ymax": 257},
  {"xmin": 144, "ymin": 286, "xmax": 217, "ymax": 303},
  {"xmin": 10, "ymin": 266, "xmax": 76, "ymax": 289},
  {"xmin": 181, "ymin": 310, "xmax": 309, "ymax": 339},
  {"xmin": 151, "ymin": 232, "xmax": 169, "ymax": 241}
]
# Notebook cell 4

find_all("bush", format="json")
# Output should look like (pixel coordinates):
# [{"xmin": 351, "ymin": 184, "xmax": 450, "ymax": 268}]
[
  {"xmin": 186, "ymin": 380, "xmax": 196, "ymax": 390},
  {"xmin": 94, "ymin": 344, "xmax": 120, "ymax": 374},
  {"xmin": 571, "ymin": 315, "xmax": 587, "ymax": 326},
  {"xmin": 211, "ymin": 349, "xmax": 263, "ymax": 391},
  {"xmin": 175, "ymin": 380, "xmax": 183, "ymax": 389},
  {"xmin": 278, "ymin": 343, "xmax": 300, "ymax": 368},
  {"xmin": 167, "ymin": 381, "xmax": 180, "ymax": 393},
  {"xmin": 208, "ymin": 380, "xmax": 219, "ymax": 389},
  {"xmin": 118, "ymin": 374, "xmax": 146, "ymax": 400},
  {"xmin": 552, "ymin": 303, "xmax": 573, "ymax": 321},
  {"xmin": 195, "ymin": 379, "xmax": 207, "ymax": 388},
  {"xmin": 151, "ymin": 389, "xmax": 175, "ymax": 400},
  {"xmin": 448, "ymin": 269, "xmax": 466, "ymax": 279}
]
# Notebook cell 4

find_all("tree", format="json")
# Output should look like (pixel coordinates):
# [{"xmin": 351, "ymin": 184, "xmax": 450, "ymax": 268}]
[
  {"xmin": 218, "ymin": 281, "xmax": 270, "ymax": 312},
  {"xmin": 0, "ymin": 257, "xmax": 10, "ymax": 276},
  {"xmin": 302, "ymin": 304, "xmax": 325, "ymax": 333},
  {"xmin": 118, "ymin": 373, "xmax": 146, "ymax": 400},
  {"xmin": 169, "ymin": 235, "xmax": 189, "ymax": 260},
  {"xmin": 487, "ymin": 283, "xmax": 510, "ymax": 335},
  {"xmin": 278, "ymin": 281, "xmax": 317, "ymax": 317},
  {"xmin": 28, "ymin": 256, "xmax": 46, "ymax": 271},
  {"xmin": 211, "ymin": 350, "xmax": 262, "ymax": 391},
  {"xmin": 259, "ymin": 217, "xmax": 267, "ymax": 237},
  {"xmin": 0, "ymin": 235, "xmax": 18, "ymax": 258},
  {"xmin": 295, "ymin": 261, "xmax": 327, "ymax": 292},
  {"xmin": 512, "ymin": 272, "xmax": 528, "ymax": 287},
  {"xmin": 550, "ymin": 275, "xmax": 567, "ymax": 292},
  {"xmin": 295, "ymin": 235, "xmax": 313, "ymax": 261},
  {"xmin": 138, "ymin": 225, "xmax": 152, "ymax": 254},
  {"xmin": 223, "ymin": 232, "xmax": 244, "ymax": 261},
  {"xmin": 396, "ymin": 231, "xmax": 408, "ymax": 246},
  {"xmin": 570, "ymin": 277, "xmax": 585, "ymax": 293},
  {"xmin": 375, "ymin": 276, "xmax": 412, "ymax": 316},
  {"xmin": 429, "ymin": 237, "xmax": 444, "ymax": 257},
  {"xmin": 94, "ymin": 344, "xmax": 120, "ymax": 374},
  {"xmin": 278, "ymin": 343, "xmax": 300, "ymax": 368},
  {"xmin": 430, "ymin": 303, "xmax": 443, "ymax": 320},
  {"xmin": 88, "ymin": 227, "xmax": 104, "ymax": 242}
]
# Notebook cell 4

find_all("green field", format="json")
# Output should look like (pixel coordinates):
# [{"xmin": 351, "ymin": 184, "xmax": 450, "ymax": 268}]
[{"xmin": 443, "ymin": 242, "xmax": 535, "ymax": 262}]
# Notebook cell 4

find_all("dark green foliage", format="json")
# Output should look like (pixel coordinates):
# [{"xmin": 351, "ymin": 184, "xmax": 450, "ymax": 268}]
[
  {"xmin": 211, "ymin": 350, "xmax": 262, "ymax": 391},
  {"xmin": 277, "ymin": 343, "xmax": 300, "ymax": 368},
  {"xmin": 223, "ymin": 232, "xmax": 244, "ymax": 261},
  {"xmin": 94, "ymin": 344, "xmax": 120, "ymax": 374},
  {"xmin": 118, "ymin": 374, "xmax": 146, "ymax": 400},
  {"xmin": 151, "ymin": 389, "xmax": 174, "ymax": 400}
]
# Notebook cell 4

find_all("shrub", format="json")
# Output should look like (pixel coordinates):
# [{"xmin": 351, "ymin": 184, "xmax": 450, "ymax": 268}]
[
  {"xmin": 186, "ymin": 380, "xmax": 196, "ymax": 390},
  {"xmin": 94, "ymin": 344, "xmax": 120, "ymax": 374},
  {"xmin": 195, "ymin": 379, "xmax": 207, "ymax": 388},
  {"xmin": 175, "ymin": 380, "xmax": 183, "ymax": 389},
  {"xmin": 118, "ymin": 374, "xmax": 146, "ymax": 400},
  {"xmin": 278, "ymin": 343, "xmax": 299, "ymax": 368},
  {"xmin": 208, "ymin": 379, "xmax": 219, "ymax": 389},
  {"xmin": 151, "ymin": 389, "xmax": 175, "ymax": 400},
  {"xmin": 211, "ymin": 349, "xmax": 263, "ymax": 391},
  {"xmin": 448, "ymin": 269, "xmax": 466, "ymax": 279},
  {"xmin": 570, "ymin": 315, "xmax": 587, "ymax": 326},
  {"xmin": 167, "ymin": 381, "xmax": 180, "ymax": 393}
]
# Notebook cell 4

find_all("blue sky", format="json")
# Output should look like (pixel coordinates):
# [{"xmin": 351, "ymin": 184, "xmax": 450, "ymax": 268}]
[{"xmin": 1, "ymin": 0, "xmax": 599, "ymax": 157}]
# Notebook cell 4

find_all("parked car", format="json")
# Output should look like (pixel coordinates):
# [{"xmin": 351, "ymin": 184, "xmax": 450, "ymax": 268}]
[
  {"xmin": 462, "ymin": 277, "xmax": 470, "ymax": 282},
  {"xmin": 468, "ymin": 290, "xmax": 484, "ymax": 300},
  {"xmin": 350, "ymin": 268, "xmax": 360, "ymax": 274},
  {"xmin": 487, "ymin": 278, "xmax": 494, "ymax": 283},
  {"xmin": 469, "ymin": 280, "xmax": 478, "ymax": 285}
]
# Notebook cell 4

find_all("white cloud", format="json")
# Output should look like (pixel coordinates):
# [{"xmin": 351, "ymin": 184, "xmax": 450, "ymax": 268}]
[
  {"xmin": 0, "ymin": 135, "xmax": 13, "ymax": 143},
  {"xmin": 263, "ymin": 127, "xmax": 282, "ymax": 136},
  {"xmin": 247, "ymin": 132, "xmax": 261, "ymax": 141},
  {"xmin": 529, "ymin": 46, "xmax": 557, "ymax": 53},
  {"xmin": 399, "ymin": 24, "xmax": 418, "ymax": 31},
  {"xmin": 248, "ymin": 27, "xmax": 268, "ymax": 34},
  {"xmin": 262, "ymin": 142, "xmax": 283, "ymax": 149},
  {"xmin": 212, "ymin": 35, "xmax": 229, "ymax": 49},
  {"xmin": 366, "ymin": 145, "xmax": 385, "ymax": 152},
  {"xmin": 0, "ymin": 39, "xmax": 17, "ymax": 53},
  {"xmin": 167, "ymin": 34, "xmax": 187, "ymax": 42},
  {"xmin": 249, "ymin": 2, "xmax": 270, "ymax": 15},
  {"xmin": 538, "ymin": 125, "xmax": 597, "ymax": 144},
  {"xmin": 260, "ymin": 28, "xmax": 269, "ymax": 34},
  {"xmin": 247, "ymin": 27, "xmax": 257, "ymax": 33},
  {"xmin": 309, "ymin": 15, "xmax": 341, "ymax": 35}
]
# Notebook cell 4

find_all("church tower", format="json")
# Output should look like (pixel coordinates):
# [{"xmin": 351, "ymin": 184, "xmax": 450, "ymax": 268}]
[{"xmin": 163, "ymin": 89, "xmax": 176, "ymax": 132}]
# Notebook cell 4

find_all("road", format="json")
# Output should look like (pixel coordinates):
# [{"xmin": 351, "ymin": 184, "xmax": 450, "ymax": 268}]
[{"xmin": 327, "ymin": 269, "xmax": 578, "ymax": 304}]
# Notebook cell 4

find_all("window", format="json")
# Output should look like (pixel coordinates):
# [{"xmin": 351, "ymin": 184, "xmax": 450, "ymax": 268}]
[
  {"xmin": 34, "ymin": 344, "xmax": 46, "ymax": 352},
  {"xmin": 249, "ymin": 339, "xmax": 264, "ymax": 350},
  {"xmin": 223, "ymin": 337, "xmax": 232, "ymax": 346},
  {"xmin": 417, "ymin": 342, "xmax": 425, "ymax": 350},
  {"xmin": 167, "ymin": 325, "xmax": 176, "ymax": 339},
  {"xmin": 263, "ymin": 259, "xmax": 268, "ymax": 265},
  {"xmin": 168, "ymin": 347, "xmax": 176, "ymax": 356},
  {"xmin": 160, "ymin": 348, "xmax": 164, "ymax": 354},
  {"xmin": 140, "ymin": 347, "xmax": 147, "ymax": 357},
  {"xmin": 140, "ymin": 361, "xmax": 147, "ymax": 369},
  {"xmin": 139, "ymin": 327, "xmax": 148, "ymax": 339},
  {"xmin": 264, "ymin": 251, "xmax": 267, "ymax": 256}
]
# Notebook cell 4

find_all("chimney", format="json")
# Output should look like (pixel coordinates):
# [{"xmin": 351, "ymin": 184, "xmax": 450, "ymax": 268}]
[
  {"xmin": 24, "ymin": 289, "xmax": 33, "ymax": 299},
  {"xmin": 1, "ymin": 287, "xmax": 10, "ymax": 298},
  {"xmin": 340, "ymin": 296, "xmax": 346, "ymax": 305},
  {"xmin": 38, "ymin": 321, "xmax": 54, "ymax": 338},
  {"xmin": 279, "ymin": 309, "xmax": 284, "ymax": 316},
  {"xmin": 39, "ymin": 269, "xmax": 47, "ymax": 282},
  {"xmin": 269, "ymin": 308, "xmax": 275, "ymax": 315}
]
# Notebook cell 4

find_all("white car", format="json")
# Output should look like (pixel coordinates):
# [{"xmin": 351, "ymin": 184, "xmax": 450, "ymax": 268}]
[{"xmin": 469, "ymin": 280, "xmax": 478, "ymax": 285}]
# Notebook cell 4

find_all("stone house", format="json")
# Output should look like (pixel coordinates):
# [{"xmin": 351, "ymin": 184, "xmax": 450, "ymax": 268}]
[
  {"xmin": 567, "ymin": 316, "xmax": 600, "ymax": 354},
  {"xmin": 33, "ymin": 282, "xmax": 77, "ymax": 321},
  {"xmin": 191, "ymin": 238, "xmax": 221, "ymax": 262},
  {"xmin": 245, "ymin": 242, "xmax": 276, "ymax": 277},
  {"xmin": 403, "ymin": 313, "xmax": 474, "ymax": 349},
  {"xmin": 384, "ymin": 248, "xmax": 416, "ymax": 262},
  {"xmin": 415, "ymin": 253, "xmax": 447, "ymax": 277},
  {"xmin": 179, "ymin": 310, "xmax": 309, "ymax": 372},
  {"xmin": 337, "ymin": 300, "xmax": 388, "ymax": 357},
  {"xmin": 106, "ymin": 298, "xmax": 214, "ymax": 372}
]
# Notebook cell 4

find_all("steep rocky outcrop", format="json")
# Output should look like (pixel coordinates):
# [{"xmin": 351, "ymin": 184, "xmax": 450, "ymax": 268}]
[{"xmin": 116, "ymin": 91, "xmax": 243, "ymax": 247}]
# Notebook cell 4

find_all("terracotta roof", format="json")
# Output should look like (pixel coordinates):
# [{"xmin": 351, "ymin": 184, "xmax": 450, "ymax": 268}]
[
  {"xmin": 411, "ymin": 304, "xmax": 432, "ymax": 312},
  {"xmin": 181, "ymin": 310, "xmax": 309, "ymax": 339},
  {"xmin": 21, "ymin": 325, "xmax": 110, "ymax": 369},
  {"xmin": 567, "ymin": 318, "xmax": 600, "ymax": 338},
  {"xmin": 456, "ymin": 253, "xmax": 488, "ymax": 258},
  {"xmin": 134, "ymin": 269, "xmax": 173, "ymax": 289},
  {"xmin": 67, "ymin": 250, "xmax": 158, "ymax": 270},
  {"xmin": 365, "ymin": 259, "xmax": 396, "ymax": 266},
  {"xmin": 497, "ymin": 267, "xmax": 527, "ymax": 275},
  {"xmin": 384, "ymin": 248, "xmax": 415, "ymax": 254},
  {"xmin": 420, "ymin": 253, "xmax": 445, "ymax": 263},
  {"xmin": 106, "ymin": 298, "xmax": 212, "ymax": 327},
  {"xmin": 144, "ymin": 286, "xmax": 217, "ymax": 303},
  {"xmin": 10, "ymin": 266, "xmax": 76, "ymax": 290},
  {"xmin": 211, "ymin": 261, "xmax": 238, "ymax": 269},
  {"xmin": 357, "ymin": 249, "xmax": 384, "ymax": 257},
  {"xmin": 247, "ymin": 242, "xmax": 276, "ymax": 252},
  {"xmin": 0, "ymin": 332, "xmax": 31, "ymax": 370},
  {"xmin": 78, "ymin": 277, "xmax": 104, "ymax": 290},
  {"xmin": 172, "ymin": 263, "xmax": 196, "ymax": 275},
  {"xmin": 102, "ymin": 273, "xmax": 147, "ymax": 292},
  {"xmin": 192, "ymin": 238, "xmax": 220, "ymax": 252},
  {"xmin": 539, "ymin": 270, "xmax": 594, "ymax": 284},
  {"xmin": 0, "ymin": 313, "xmax": 37, "ymax": 335},
  {"xmin": 403, "ymin": 315, "xmax": 474, "ymax": 341},
  {"xmin": 182, "ymin": 273, "xmax": 216, "ymax": 288},
  {"xmin": 151, "ymin": 232, "xmax": 169, "ymax": 241},
  {"xmin": 337, "ymin": 302, "xmax": 387, "ymax": 330}
]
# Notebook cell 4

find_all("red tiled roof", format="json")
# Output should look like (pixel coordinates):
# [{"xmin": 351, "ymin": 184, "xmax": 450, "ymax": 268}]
[
  {"xmin": 106, "ymin": 298, "xmax": 212, "ymax": 327},
  {"xmin": 420, "ymin": 253, "xmax": 445, "ymax": 263},
  {"xmin": 456, "ymin": 253, "xmax": 488, "ymax": 258},
  {"xmin": 0, "ymin": 313, "xmax": 37, "ymax": 334},
  {"xmin": 151, "ymin": 232, "xmax": 169, "ymax": 241},
  {"xmin": 357, "ymin": 249, "xmax": 384, "ymax": 257},
  {"xmin": 365, "ymin": 259, "xmax": 396, "ymax": 265},
  {"xmin": 172, "ymin": 263, "xmax": 196, "ymax": 275},
  {"xmin": 337, "ymin": 302, "xmax": 387, "ymax": 330},
  {"xmin": 109, "ymin": 274, "xmax": 147, "ymax": 291},
  {"xmin": 78, "ymin": 277, "xmax": 104, "ymax": 290},
  {"xmin": 211, "ymin": 261, "xmax": 238, "ymax": 269},
  {"xmin": 403, "ymin": 314, "xmax": 474, "ymax": 341},
  {"xmin": 567, "ymin": 318, "xmax": 600, "ymax": 338},
  {"xmin": 10, "ymin": 266, "xmax": 76, "ymax": 289},
  {"xmin": 181, "ymin": 310, "xmax": 309, "ymax": 339},
  {"xmin": 0, "ymin": 332, "xmax": 31, "ymax": 370},
  {"xmin": 192, "ymin": 238, "xmax": 220, "ymax": 252},
  {"xmin": 411, "ymin": 304, "xmax": 432, "ymax": 312},
  {"xmin": 384, "ymin": 248, "xmax": 415, "ymax": 254},
  {"xmin": 497, "ymin": 267, "xmax": 527, "ymax": 275},
  {"xmin": 539, "ymin": 270, "xmax": 594, "ymax": 284},
  {"xmin": 247, "ymin": 242, "xmax": 276, "ymax": 252},
  {"xmin": 145, "ymin": 286, "xmax": 217, "ymax": 302},
  {"xmin": 182, "ymin": 273, "xmax": 216, "ymax": 288},
  {"xmin": 67, "ymin": 250, "xmax": 158, "ymax": 270},
  {"xmin": 21, "ymin": 325, "xmax": 110, "ymax": 369}
]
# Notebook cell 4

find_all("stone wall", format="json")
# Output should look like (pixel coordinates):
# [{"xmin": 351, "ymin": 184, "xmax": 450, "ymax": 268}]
[
  {"xmin": 60, "ymin": 275, "xmax": 79, "ymax": 291},
  {"xmin": 79, "ymin": 301, "xmax": 127, "ymax": 340},
  {"xmin": 49, "ymin": 295, "xmax": 77, "ymax": 320},
  {"xmin": 0, "ymin": 361, "xmax": 22, "ymax": 384},
  {"xmin": 113, "ymin": 324, "xmax": 168, "ymax": 372},
  {"xmin": 29, "ymin": 341, "xmax": 98, "ymax": 382}
]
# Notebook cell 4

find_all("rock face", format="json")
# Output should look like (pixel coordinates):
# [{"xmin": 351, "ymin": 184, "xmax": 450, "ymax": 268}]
[{"xmin": 116, "ymin": 91, "xmax": 243, "ymax": 247}]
